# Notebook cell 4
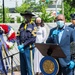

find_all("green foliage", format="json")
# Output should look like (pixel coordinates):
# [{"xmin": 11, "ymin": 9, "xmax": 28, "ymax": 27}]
[
  {"xmin": 63, "ymin": 0, "xmax": 75, "ymax": 8},
  {"xmin": 29, "ymin": 3, "xmax": 42, "ymax": 12},
  {"xmin": 39, "ymin": 4, "xmax": 54, "ymax": 22},
  {"xmin": 0, "ymin": 7, "xmax": 11, "ymax": 23},
  {"xmin": 10, "ymin": 18, "xmax": 14, "ymax": 23},
  {"xmin": 5, "ymin": 8, "xmax": 11, "ymax": 23},
  {"xmin": 17, "ymin": 16, "xmax": 21, "ymax": 23},
  {"xmin": 0, "ymin": 7, "xmax": 3, "ymax": 23},
  {"xmin": 15, "ymin": 1, "xmax": 54, "ymax": 23},
  {"xmin": 14, "ymin": 1, "xmax": 55, "ymax": 23},
  {"xmin": 1, "ymin": 1, "xmax": 74, "ymax": 23},
  {"xmin": 15, "ymin": 3, "xmax": 31, "ymax": 13},
  {"xmin": 63, "ymin": 2, "xmax": 75, "ymax": 22}
]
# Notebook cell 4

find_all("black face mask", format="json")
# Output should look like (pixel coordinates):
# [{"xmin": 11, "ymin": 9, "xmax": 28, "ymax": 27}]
[{"xmin": 0, "ymin": 29, "xmax": 3, "ymax": 34}]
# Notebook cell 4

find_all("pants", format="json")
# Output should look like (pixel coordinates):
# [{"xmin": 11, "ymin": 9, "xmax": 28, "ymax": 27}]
[
  {"xmin": 20, "ymin": 47, "xmax": 34, "ymax": 75},
  {"xmin": 34, "ymin": 48, "xmax": 44, "ymax": 74},
  {"xmin": 57, "ymin": 63, "xmax": 74, "ymax": 75}
]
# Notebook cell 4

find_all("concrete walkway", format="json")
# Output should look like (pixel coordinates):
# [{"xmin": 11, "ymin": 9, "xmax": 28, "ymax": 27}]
[{"xmin": 8, "ymin": 71, "xmax": 20, "ymax": 75}]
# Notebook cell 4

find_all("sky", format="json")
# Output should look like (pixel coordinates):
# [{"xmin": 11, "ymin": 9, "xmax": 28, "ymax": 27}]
[
  {"xmin": 0, "ymin": 0, "xmax": 62, "ymax": 8},
  {"xmin": 0, "ymin": 0, "xmax": 23, "ymax": 8}
]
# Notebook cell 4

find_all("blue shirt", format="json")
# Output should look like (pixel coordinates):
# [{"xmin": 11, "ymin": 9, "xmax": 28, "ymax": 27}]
[{"xmin": 58, "ymin": 26, "xmax": 65, "ymax": 43}]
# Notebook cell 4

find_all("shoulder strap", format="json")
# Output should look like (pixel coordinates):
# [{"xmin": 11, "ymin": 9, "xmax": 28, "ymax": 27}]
[{"xmin": 24, "ymin": 24, "xmax": 27, "ymax": 30}]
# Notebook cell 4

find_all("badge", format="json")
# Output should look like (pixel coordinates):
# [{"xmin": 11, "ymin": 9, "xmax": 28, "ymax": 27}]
[{"xmin": 40, "ymin": 56, "xmax": 59, "ymax": 75}]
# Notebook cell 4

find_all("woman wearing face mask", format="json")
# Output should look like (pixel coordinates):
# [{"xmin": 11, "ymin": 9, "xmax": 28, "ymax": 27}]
[
  {"xmin": 34, "ymin": 17, "xmax": 46, "ymax": 75},
  {"xmin": 46, "ymin": 14, "xmax": 75, "ymax": 75}
]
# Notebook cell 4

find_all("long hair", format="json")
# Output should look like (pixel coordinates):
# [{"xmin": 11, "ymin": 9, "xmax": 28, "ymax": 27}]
[{"xmin": 35, "ymin": 18, "xmax": 44, "ymax": 27}]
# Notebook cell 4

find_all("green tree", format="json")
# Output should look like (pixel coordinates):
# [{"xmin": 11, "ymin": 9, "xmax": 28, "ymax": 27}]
[
  {"xmin": 39, "ymin": 4, "xmax": 54, "ymax": 22},
  {"xmin": 64, "ymin": 0, "xmax": 75, "ymax": 8},
  {"xmin": 17, "ymin": 16, "xmax": 21, "ymax": 23},
  {"xmin": 15, "ymin": 2, "xmax": 31, "ymax": 13},
  {"xmin": 0, "ymin": 6, "xmax": 11, "ymax": 23},
  {"xmin": 63, "ymin": 1, "xmax": 75, "ymax": 22},
  {"xmin": 5, "ymin": 8, "xmax": 11, "ymax": 23}
]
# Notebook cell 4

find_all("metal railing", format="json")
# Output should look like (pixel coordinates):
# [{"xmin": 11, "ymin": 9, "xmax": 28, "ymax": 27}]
[{"xmin": 3, "ymin": 52, "xmax": 20, "ymax": 75}]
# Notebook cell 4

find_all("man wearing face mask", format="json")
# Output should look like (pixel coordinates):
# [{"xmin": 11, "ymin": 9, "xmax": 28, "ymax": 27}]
[{"xmin": 46, "ymin": 14, "xmax": 75, "ymax": 75}]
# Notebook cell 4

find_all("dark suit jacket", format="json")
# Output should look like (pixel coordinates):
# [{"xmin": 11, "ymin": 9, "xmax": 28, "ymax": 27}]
[
  {"xmin": 69, "ymin": 24, "xmax": 75, "ymax": 29},
  {"xmin": 46, "ymin": 26, "xmax": 75, "ymax": 67}
]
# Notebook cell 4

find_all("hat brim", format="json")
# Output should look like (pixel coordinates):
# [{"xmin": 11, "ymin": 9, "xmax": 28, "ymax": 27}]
[{"xmin": 20, "ymin": 13, "xmax": 35, "ymax": 16}]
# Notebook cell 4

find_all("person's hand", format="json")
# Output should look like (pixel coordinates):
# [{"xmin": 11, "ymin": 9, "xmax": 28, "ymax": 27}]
[
  {"xmin": 18, "ymin": 44, "xmax": 24, "ymax": 52},
  {"xmin": 53, "ymin": 30, "xmax": 58, "ymax": 35},
  {"xmin": 51, "ymin": 30, "xmax": 59, "ymax": 37},
  {"xmin": 67, "ymin": 61, "xmax": 75, "ymax": 69},
  {"xmin": 20, "ymin": 48, "xmax": 24, "ymax": 53}
]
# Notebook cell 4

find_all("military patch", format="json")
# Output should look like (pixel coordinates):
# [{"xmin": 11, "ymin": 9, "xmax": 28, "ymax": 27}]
[
  {"xmin": 32, "ymin": 27, "xmax": 37, "ymax": 37},
  {"xmin": 27, "ymin": 28, "xmax": 32, "ymax": 32},
  {"xmin": 40, "ymin": 56, "xmax": 59, "ymax": 75},
  {"xmin": 24, "ymin": 24, "xmax": 27, "ymax": 30}
]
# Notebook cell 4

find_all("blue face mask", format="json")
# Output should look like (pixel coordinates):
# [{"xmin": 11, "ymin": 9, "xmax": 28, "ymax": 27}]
[{"xmin": 56, "ymin": 21, "xmax": 64, "ymax": 28}]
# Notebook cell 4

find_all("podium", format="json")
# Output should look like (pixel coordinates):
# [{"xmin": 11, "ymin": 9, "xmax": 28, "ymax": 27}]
[
  {"xmin": 35, "ymin": 43, "xmax": 66, "ymax": 75},
  {"xmin": 35, "ymin": 43, "xmax": 66, "ymax": 58}
]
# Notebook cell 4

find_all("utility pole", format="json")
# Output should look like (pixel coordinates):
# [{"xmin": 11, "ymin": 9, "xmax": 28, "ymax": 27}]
[
  {"xmin": 62, "ymin": 0, "xmax": 64, "ymax": 15},
  {"xmin": 56, "ymin": 0, "xmax": 62, "ymax": 16},
  {"xmin": 3, "ymin": 0, "xmax": 5, "ymax": 23}
]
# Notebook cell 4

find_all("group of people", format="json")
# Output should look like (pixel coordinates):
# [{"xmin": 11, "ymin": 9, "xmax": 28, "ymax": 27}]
[
  {"xmin": 17, "ymin": 11, "xmax": 75, "ymax": 75},
  {"xmin": 0, "ymin": 10, "xmax": 75, "ymax": 75},
  {"xmin": 17, "ymin": 11, "xmax": 46, "ymax": 75}
]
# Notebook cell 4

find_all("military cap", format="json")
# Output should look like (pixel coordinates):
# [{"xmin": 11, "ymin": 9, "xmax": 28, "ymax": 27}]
[
  {"xmin": 70, "ymin": 13, "xmax": 75, "ymax": 20},
  {"xmin": 20, "ymin": 10, "xmax": 35, "ymax": 16}
]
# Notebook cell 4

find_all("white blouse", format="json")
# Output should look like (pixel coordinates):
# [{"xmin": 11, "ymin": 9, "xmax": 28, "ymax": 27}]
[
  {"xmin": 34, "ymin": 26, "xmax": 46, "ymax": 73},
  {"xmin": 36, "ymin": 26, "xmax": 46, "ymax": 43}
]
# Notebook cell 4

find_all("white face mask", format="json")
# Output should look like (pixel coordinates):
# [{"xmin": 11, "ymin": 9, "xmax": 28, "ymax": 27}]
[{"xmin": 56, "ymin": 21, "xmax": 64, "ymax": 28}]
